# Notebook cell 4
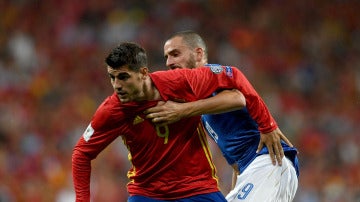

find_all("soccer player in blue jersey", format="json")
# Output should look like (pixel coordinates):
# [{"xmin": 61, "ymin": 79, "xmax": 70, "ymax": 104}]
[{"xmin": 145, "ymin": 31, "xmax": 299, "ymax": 201}]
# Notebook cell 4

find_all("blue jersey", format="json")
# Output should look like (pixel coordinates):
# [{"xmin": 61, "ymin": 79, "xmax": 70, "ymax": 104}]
[{"xmin": 202, "ymin": 100, "xmax": 299, "ymax": 177}]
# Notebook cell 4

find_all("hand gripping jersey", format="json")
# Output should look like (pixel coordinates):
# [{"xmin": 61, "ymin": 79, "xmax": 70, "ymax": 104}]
[
  {"xmin": 153, "ymin": 64, "xmax": 299, "ymax": 176},
  {"xmin": 72, "ymin": 65, "xmax": 280, "ymax": 201},
  {"xmin": 202, "ymin": 105, "xmax": 299, "ymax": 176}
]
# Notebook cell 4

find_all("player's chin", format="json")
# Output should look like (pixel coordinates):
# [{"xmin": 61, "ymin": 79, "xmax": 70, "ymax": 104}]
[{"xmin": 118, "ymin": 96, "xmax": 131, "ymax": 103}]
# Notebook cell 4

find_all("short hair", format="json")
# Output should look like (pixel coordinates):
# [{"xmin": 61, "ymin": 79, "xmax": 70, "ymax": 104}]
[
  {"xmin": 168, "ymin": 30, "xmax": 208, "ymax": 59},
  {"xmin": 105, "ymin": 42, "xmax": 148, "ymax": 72}
]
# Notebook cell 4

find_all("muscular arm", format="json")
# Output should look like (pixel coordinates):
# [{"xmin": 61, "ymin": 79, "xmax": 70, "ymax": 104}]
[
  {"xmin": 150, "ymin": 67, "xmax": 293, "ymax": 165},
  {"xmin": 144, "ymin": 89, "xmax": 245, "ymax": 125}
]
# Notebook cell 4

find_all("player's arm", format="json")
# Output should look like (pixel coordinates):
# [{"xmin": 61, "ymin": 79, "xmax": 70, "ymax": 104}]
[
  {"xmin": 144, "ymin": 89, "xmax": 245, "ymax": 125},
  {"xmin": 72, "ymin": 128, "xmax": 119, "ymax": 201},
  {"xmin": 72, "ymin": 111, "xmax": 121, "ymax": 201},
  {"xmin": 151, "ymin": 67, "xmax": 292, "ymax": 165},
  {"xmin": 188, "ymin": 66, "xmax": 293, "ymax": 165},
  {"xmin": 226, "ymin": 67, "xmax": 294, "ymax": 165},
  {"xmin": 72, "ymin": 146, "xmax": 92, "ymax": 202}
]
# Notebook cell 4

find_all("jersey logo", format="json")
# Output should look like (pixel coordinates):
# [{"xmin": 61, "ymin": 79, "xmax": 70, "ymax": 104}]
[
  {"xmin": 225, "ymin": 66, "xmax": 233, "ymax": 78},
  {"xmin": 83, "ymin": 123, "xmax": 94, "ymax": 142},
  {"xmin": 133, "ymin": 115, "xmax": 144, "ymax": 125},
  {"xmin": 208, "ymin": 64, "xmax": 223, "ymax": 74}
]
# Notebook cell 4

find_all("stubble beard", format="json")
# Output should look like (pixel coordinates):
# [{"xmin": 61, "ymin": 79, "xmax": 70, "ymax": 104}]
[{"xmin": 186, "ymin": 54, "xmax": 197, "ymax": 69}]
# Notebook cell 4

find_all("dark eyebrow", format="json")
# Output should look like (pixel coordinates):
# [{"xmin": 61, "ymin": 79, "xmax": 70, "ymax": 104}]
[
  {"xmin": 165, "ymin": 49, "xmax": 180, "ymax": 58},
  {"xmin": 108, "ymin": 72, "xmax": 130, "ymax": 78}
]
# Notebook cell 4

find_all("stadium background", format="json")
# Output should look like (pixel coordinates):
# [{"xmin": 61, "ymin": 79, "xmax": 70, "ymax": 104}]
[{"xmin": 0, "ymin": 0, "xmax": 359, "ymax": 201}]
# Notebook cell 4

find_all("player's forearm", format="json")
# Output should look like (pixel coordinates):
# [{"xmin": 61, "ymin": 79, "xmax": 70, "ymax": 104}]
[
  {"xmin": 72, "ymin": 149, "xmax": 92, "ymax": 202},
  {"xmin": 245, "ymin": 95, "xmax": 278, "ymax": 133},
  {"xmin": 183, "ymin": 89, "xmax": 246, "ymax": 117}
]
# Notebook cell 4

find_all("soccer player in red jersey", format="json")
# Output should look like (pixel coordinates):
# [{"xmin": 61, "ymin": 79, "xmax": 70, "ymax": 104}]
[{"xmin": 72, "ymin": 42, "xmax": 274, "ymax": 201}]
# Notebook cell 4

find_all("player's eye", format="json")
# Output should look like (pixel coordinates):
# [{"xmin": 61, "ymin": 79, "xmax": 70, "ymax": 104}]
[{"xmin": 117, "ymin": 74, "xmax": 130, "ymax": 81}]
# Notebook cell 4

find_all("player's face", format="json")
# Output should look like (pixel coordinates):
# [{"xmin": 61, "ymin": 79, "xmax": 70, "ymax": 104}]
[
  {"xmin": 164, "ymin": 36, "xmax": 197, "ymax": 70},
  {"xmin": 107, "ymin": 65, "xmax": 147, "ymax": 103}
]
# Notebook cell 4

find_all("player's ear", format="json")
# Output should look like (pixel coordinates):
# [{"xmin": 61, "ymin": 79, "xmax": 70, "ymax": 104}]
[
  {"xmin": 139, "ymin": 67, "xmax": 149, "ymax": 79},
  {"xmin": 195, "ymin": 47, "xmax": 204, "ymax": 62}
]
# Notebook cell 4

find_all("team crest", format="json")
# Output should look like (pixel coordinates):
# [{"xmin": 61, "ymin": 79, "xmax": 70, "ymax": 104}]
[
  {"xmin": 209, "ymin": 64, "xmax": 223, "ymax": 74},
  {"xmin": 225, "ymin": 66, "xmax": 233, "ymax": 78},
  {"xmin": 133, "ymin": 115, "xmax": 144, "ymax": 125}
]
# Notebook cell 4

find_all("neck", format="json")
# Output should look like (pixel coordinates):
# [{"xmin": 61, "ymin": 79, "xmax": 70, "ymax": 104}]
[{"xmin": 143, "ymin": 77, "xmax": 161, "ymax": 101}]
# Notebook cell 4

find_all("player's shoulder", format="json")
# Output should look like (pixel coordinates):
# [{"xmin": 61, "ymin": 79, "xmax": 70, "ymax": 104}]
[
  {"xmin": 92, "ymin": 93, "xmax": 125, "ymax": 127},
  {"xmin": 150, "ymin": 69, "xmax": 180, "ymax": 81},
  {"xmin": 204, "ymin": 64, "xmax": 226, "ymax": 74},
  {"xmin": 203, "ymin": 63, "xmax": 240, "ymax": 78},
  {"xmin": 97, "ymin": 93, "xmax": 120, "ymax": 112}
]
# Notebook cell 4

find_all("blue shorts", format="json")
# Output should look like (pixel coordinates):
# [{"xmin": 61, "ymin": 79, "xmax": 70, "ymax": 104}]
[{"xmin": 128, "ymin": 191, "xmax": 227, "ymax": 202}]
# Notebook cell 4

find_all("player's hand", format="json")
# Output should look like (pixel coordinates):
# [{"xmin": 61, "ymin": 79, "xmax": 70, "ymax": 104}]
[
  {"xmin": 144, "ymin": 101, "xmax": 185, "ymax": 126},
  {"xmin": 256, "ymin": 127, "xmax": 293, "ymax": 166}
]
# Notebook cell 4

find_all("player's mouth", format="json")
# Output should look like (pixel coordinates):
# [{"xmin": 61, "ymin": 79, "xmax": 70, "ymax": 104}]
[
  {"xmin": 169, "ymin": 65, "xmax": 182, "ymax": 70},
  {"xmin": 117, "ymin": 92, "xmax": 132, "ymax": 103},
  {"xmin": 117, "ymin": 91, "xmax": 128, "ymax": 98}
]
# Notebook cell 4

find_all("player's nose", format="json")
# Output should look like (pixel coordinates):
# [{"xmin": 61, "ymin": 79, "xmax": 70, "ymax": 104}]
[
  {"xmin": 166, "ymin": 57, "xmax": 175, "ymax": 69},
  {"xmin": 113, "ymin": 78, "xmax": 123, "ymax": 89}
]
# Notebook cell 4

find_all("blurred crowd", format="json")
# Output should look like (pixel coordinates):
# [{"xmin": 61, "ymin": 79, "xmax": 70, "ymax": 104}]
[{"xmin": 0, "ymin": 0, "xmax": 359, "ymax": 201}]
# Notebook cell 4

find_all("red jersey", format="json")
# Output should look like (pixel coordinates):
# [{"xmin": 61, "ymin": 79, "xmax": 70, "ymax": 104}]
[
  {"xmin": 72, "ymin": 65, "xmax": 277, "ymax": 201},
  {"xmin": 150, "ymin": 66, "xmax": 277, "ymax": 133},
  {"xmin": 72, "ymin": 96, "xmax": 219, "ymax": 201}
]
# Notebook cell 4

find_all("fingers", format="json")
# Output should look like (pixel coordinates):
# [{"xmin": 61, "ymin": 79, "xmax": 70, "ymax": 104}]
[
  {"xmin": 256, "ymin": 141, "xmax": 264, "ymax": 154},
  {"xmin": 273, "ymin": 142, "xmax": 283, "ymax": 166},
  {"xmin": 145, "ymin": 112, "xmax": 169, "ymax": 124},
  {"xmin": 267, "ymin": 143, "xmax": 283, "ymax": 166},
  {"xmin": 276, "ymin": 128, "xmax": 293, "ymax": 147},
  {"xmin": 150, "ymin": 116, "xmax": 163, "ymax": 123},
  {"xmin": 280, "ymin": 133, "xmax": 293, "ymax": 147},
  {"xmin": 263, "ymin": 130, "xmax": 284, "ymax": 166},
  {"xmin": 156, "ymin": 101, "xmax": 166, "ymax": 106},
  {"xmin": 143, "ymin": 101, "xmax": 165, "ymax": 114},
  {"xmin": 267, "ymin": 144, "xmax": 277, "ymax": 166}
]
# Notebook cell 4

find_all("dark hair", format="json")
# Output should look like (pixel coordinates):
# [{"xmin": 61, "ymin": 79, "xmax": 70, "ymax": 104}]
[
  {"xmin": 168, "ymin": 30, "xmax": 208, "ymax": 59},
  {"xmin": 105, "ymin": 42, "xmax": 148, "ymax": 71}
]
